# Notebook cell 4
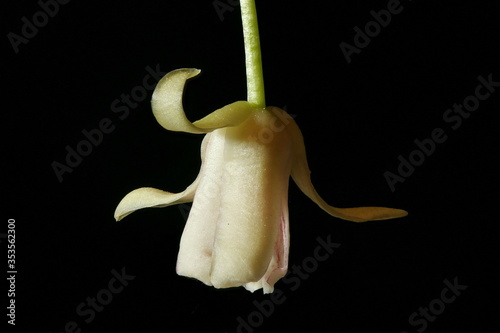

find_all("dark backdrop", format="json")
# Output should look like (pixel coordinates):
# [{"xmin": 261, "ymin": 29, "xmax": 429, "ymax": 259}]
[{"xmin": 3, "ymin": 0, "xmax": 498, "ymax": 332}]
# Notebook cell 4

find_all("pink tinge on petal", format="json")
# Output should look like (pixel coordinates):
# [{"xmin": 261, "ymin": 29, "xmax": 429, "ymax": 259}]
[
  {"xmin": 265, "ymin": 197, "xmax": 290, "ymax": 292},
  {"xmin": 244, "ymin": 189, "xmax": 290, "ymax": 294}
]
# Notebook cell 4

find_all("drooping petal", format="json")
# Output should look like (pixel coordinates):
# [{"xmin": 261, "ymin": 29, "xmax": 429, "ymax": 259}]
[
  {"xmin": 288, "ymin": 112, "xmax": 408, "ymax": 222},
  {"xmin": 207, "ymin": 109, "xmax": 293, "ymax": 290},
  {"xmin": 114, "ymin": 131, "xmax": 211, "ymax": 221},
  {"xmin": 151, "ymin": 68, "xmax": 257, "ymax": 133}
]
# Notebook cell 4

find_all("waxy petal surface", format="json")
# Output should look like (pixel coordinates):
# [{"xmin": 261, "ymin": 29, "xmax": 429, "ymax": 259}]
[
  {"xmin": 176, "ymin": 108, "xmax": 293, "ymax": 291},
  {"xmin": 208, "ymin": 109, "xmax": 292, "ymax": 289},
  {"xmin": 244, "ymin": 192, "xmax": 290, "ymax": 293},
  {"xmin": 176, "ymin": 131, "xmax": 225, "ymax": 285}
]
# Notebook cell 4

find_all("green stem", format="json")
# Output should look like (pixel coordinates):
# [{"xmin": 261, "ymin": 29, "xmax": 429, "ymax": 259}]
[{"xmin": 240, "ymin": 0, "xmax": 265, "ymax": 108}]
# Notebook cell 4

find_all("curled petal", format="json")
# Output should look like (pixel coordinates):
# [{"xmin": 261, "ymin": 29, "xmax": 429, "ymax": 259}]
[
  {"xmin": 289, "ymin": 118, "xmax": 408, "ymax": 222},
  {"xmin": 151, "ymin": 68, "xmax": 257, "ymax": 134}
]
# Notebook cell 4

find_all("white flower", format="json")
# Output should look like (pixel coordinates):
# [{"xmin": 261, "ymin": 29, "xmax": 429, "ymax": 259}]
[{"xmin": 114, "ymin": 68, "xmax": 407, "ymax": 294}]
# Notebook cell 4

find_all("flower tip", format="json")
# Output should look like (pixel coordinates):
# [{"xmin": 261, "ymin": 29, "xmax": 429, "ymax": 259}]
[
  {"xmin": 361, "ymin": 207, "xmax": 409, "ymax": 222},
  {"xmin": 179, "ymin": 67, "xmax": 201, "ymax": 79},
  {"xmin": 113, "ymin": 208, "xmax": 126, "ymax": 222}
]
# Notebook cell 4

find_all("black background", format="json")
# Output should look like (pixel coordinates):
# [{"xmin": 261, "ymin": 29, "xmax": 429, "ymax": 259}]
[{"xmin": 3, "ymin": 0, "xmax": 498, "ymax": 332}]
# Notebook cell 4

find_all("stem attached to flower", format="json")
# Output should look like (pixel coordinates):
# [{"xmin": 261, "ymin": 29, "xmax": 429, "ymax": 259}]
[{"xmin": 240, "ymin": 0, "xmax": 265, "ymax": 108}]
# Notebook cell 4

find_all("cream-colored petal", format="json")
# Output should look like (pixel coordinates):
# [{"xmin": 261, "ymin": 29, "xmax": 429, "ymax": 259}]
[
  {"xmin": 175, "ymin": 131, "xmax": 226, "ymax": 286},
  {"xmin": 193, "ymin": 101, "xmax": 258, "ymax": 130},
  {"xmin": 288, "ymin": 113, "xmax": 408, "ymax": 222},
  {"xmin": 209, "ymin": 109, "xmax": 293, "ymax": 289},
  {"xmin": 114, "ymin": 185, "xmax": 198, "ymax": 222},
  {"xmin": 114, "ymin": 132, "xmax": 211, "ymax": 221},
  {"xmin": 151, "ymin": 68, "xmax": 256, "ymax": 133}
]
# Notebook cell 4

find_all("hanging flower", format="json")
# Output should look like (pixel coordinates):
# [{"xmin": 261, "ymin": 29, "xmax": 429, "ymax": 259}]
[
  {"xmin": 114, "ymin": 0, "xmax": 407, "ymax": 294},
  {"xmin": 114, "ymin": 68, "xmax": 407, "ymax": 293}
]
